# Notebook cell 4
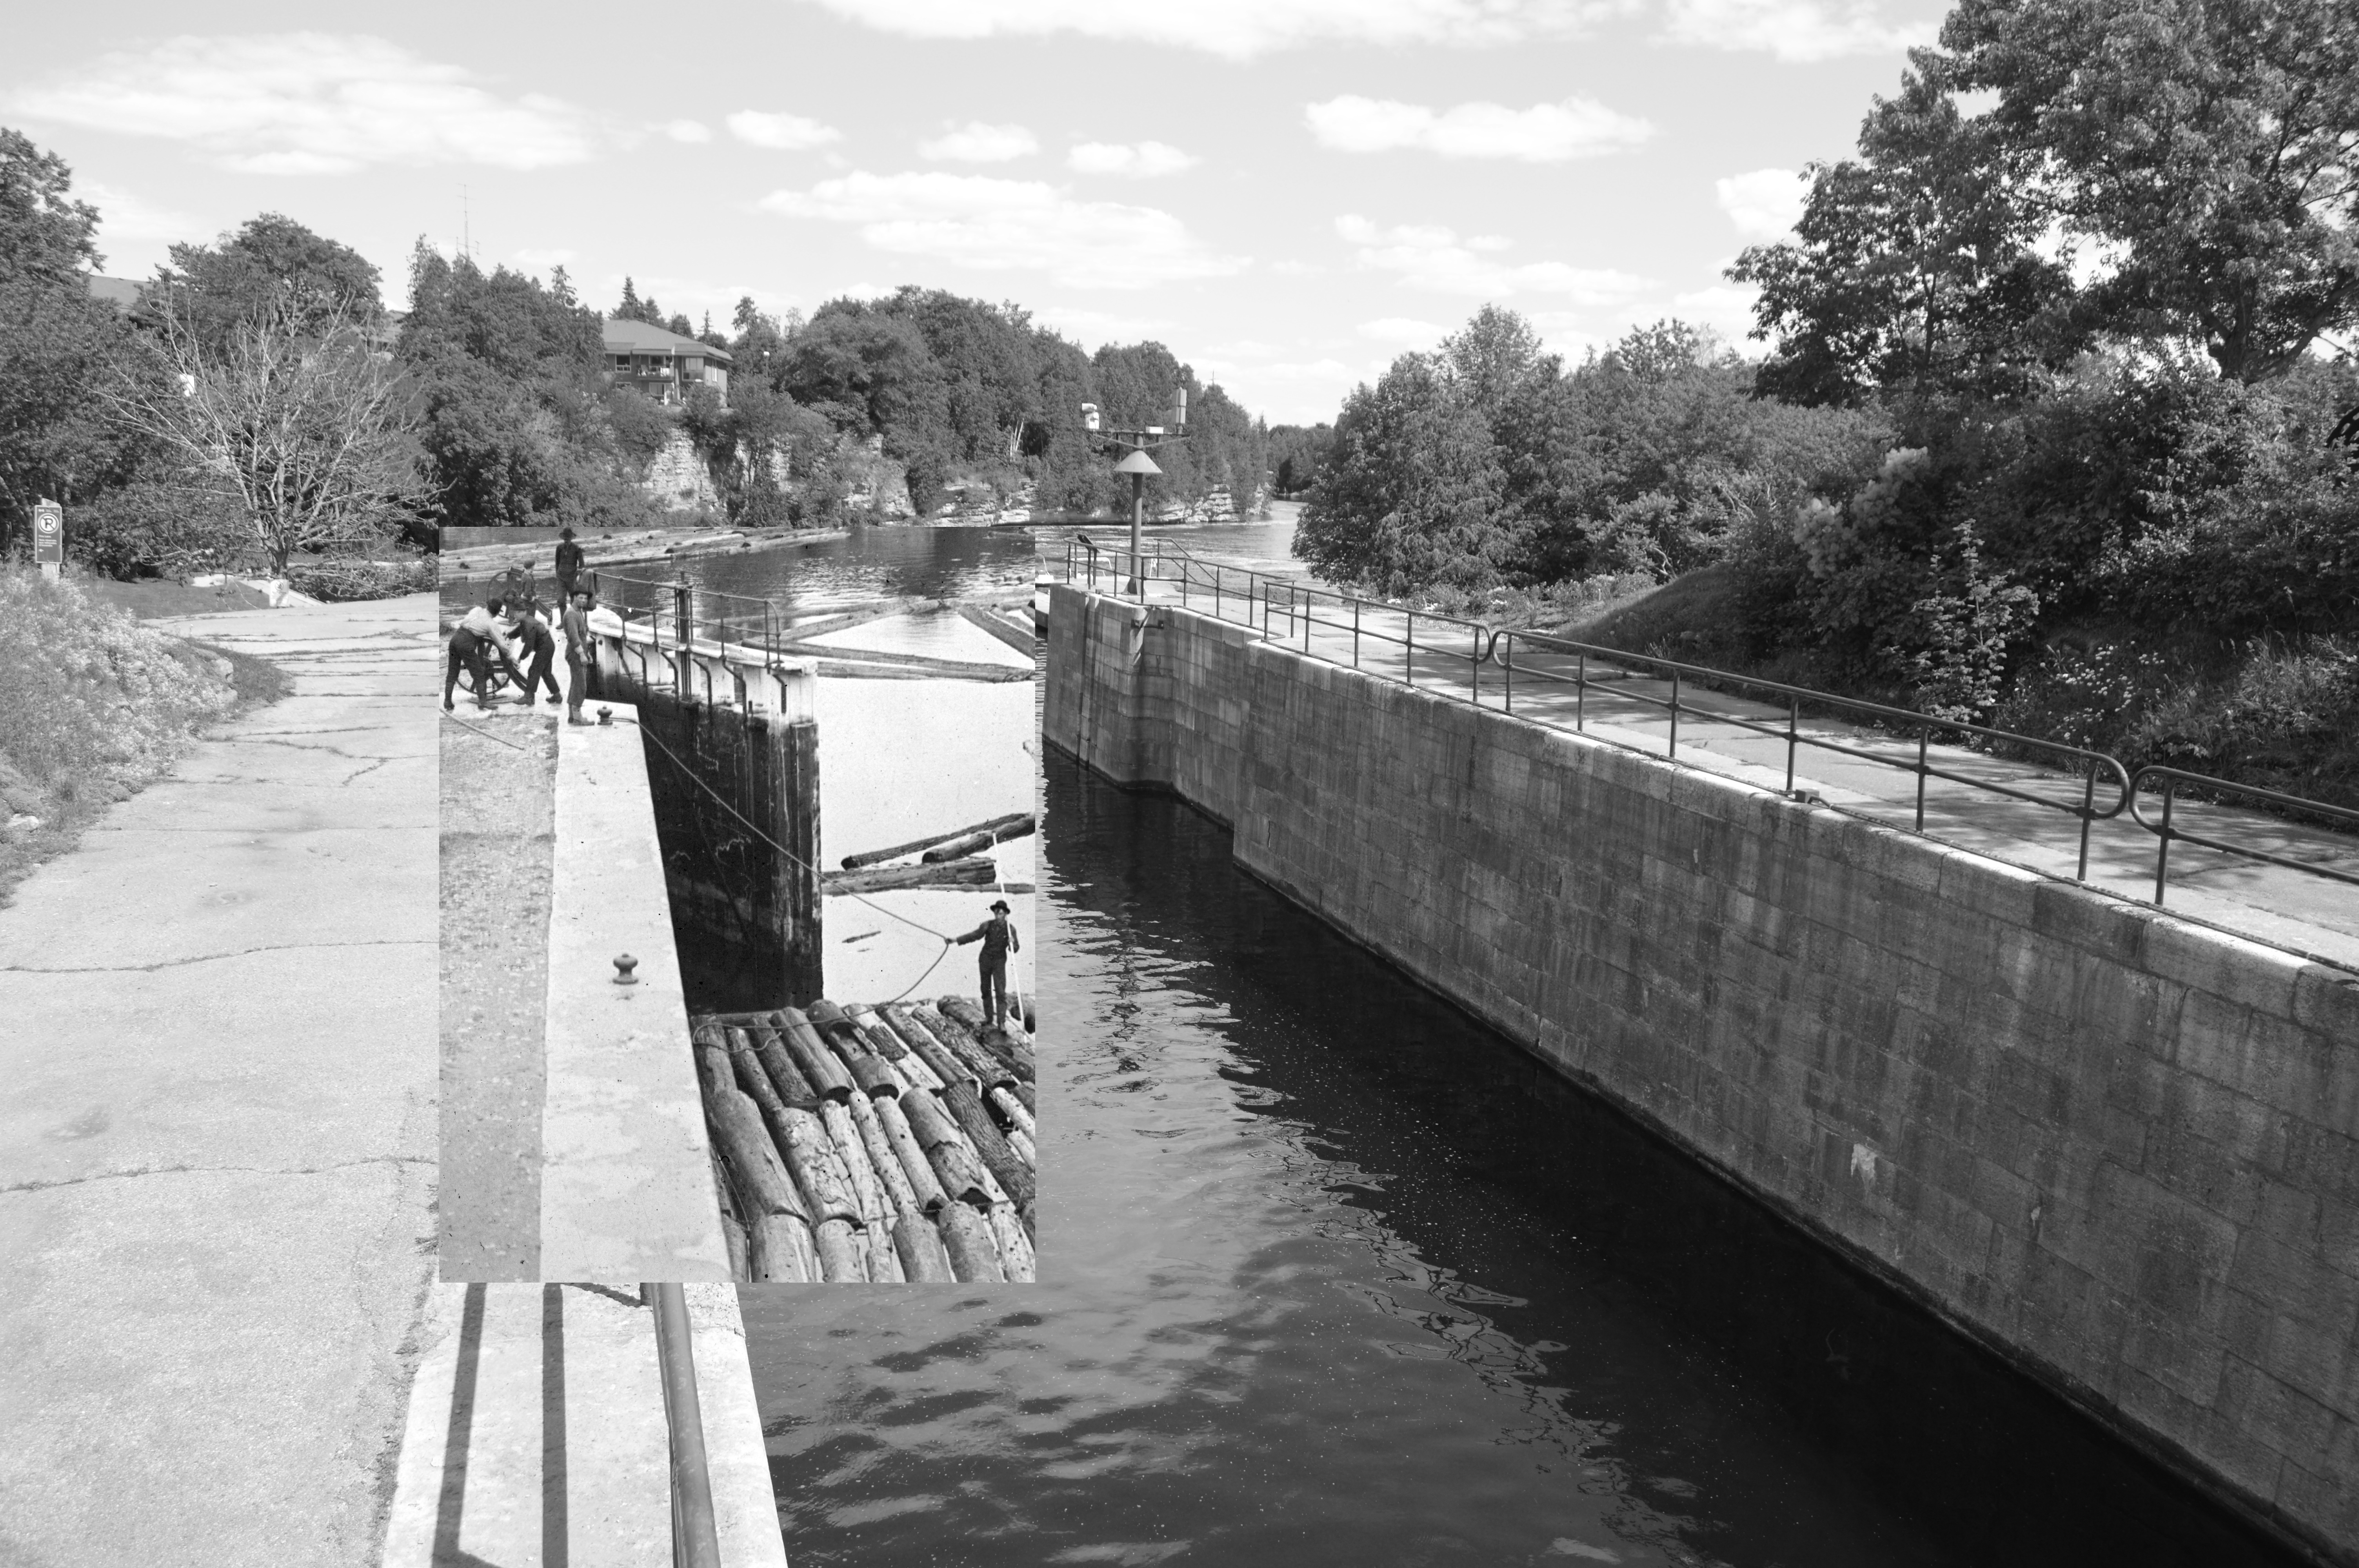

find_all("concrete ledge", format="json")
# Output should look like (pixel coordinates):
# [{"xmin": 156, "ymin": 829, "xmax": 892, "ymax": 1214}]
[
  {"xmin": 539, "ymin": 701, "xmax": 731, "ymax": 1283},
  {"xmin": 384, "ymin": 1282, "xmax": 785, "ymax": 1567}
]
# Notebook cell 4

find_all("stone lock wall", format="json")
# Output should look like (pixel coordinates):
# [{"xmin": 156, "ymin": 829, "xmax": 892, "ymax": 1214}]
[{"xmin": 1046, "ymin": 585, "xmax": 2359, "ymax": 1562}]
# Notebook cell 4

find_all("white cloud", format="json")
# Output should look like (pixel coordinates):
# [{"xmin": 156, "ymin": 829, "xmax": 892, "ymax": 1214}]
[
  {"xmin": 1069, "ymin": 140, "xmax": 1197, "ymax": 177},
  {"xmin": 77, "ymin": 180, "xmax": 199, "ymax": 244},
  {"xmin": 920, "ymin": 122, "xmax": 1039, "ymax": 163},
  {"xmin": 727, "ymin": 110, "xmax": 842, "ymax": 150},
  {"xmin": 1658, "ymin": 0, "xmax": 1933, "ymax": 60},
  {"xmin": 662, "ymin": 119, "xmax": 712, "ymax": 144},
  {"xmin": 1715, "ymin": 167, "xmax": 1808, "ymax": 240},
  {"xmin": 1306, "ymin": 96, "xmax": 1652, "ymax": 162},
  {"xmin": 7, "ymin": 33, "xmax": 600, "ymax": 174},
  {"xmin": 1032, "ymin": 306, "xmax": 1176, "ymax": 347},
  {"xmin": 1664, "ymin": 283, "xmax": 1761, "ymax": 341},
  {"xmin": 794, "ymin": 0, "xmax": 1626, "ymax": 58},
  {"xmin": 512, "ymin": 247, "xmax": 578, "ymax": 270},
  {"xmin": 761, "ymin": 171, "xmax": 1248, "ymax": 289},
  {"xmin": 1338, "ymin": 215, "xmax": 1651, "ymax": 302},
  {"xmin": 1357, "ymin": 317, "xmax": 1449, "ymax": 347}
]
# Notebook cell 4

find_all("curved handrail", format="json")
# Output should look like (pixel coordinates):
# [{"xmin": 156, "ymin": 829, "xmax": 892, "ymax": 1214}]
[
  {"xmin": 2126, "ymin": 765, "xmax": 2359, "ymax": 904},
  {"xmin": 1496, "ymin": 628, "xmax": 2134, "ymax": 822}
]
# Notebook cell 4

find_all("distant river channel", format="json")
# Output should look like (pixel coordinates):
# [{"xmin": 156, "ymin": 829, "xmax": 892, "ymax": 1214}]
[{"xmin": 737, "ymin": 753, "xmax": 2297, "ymax": 1568}]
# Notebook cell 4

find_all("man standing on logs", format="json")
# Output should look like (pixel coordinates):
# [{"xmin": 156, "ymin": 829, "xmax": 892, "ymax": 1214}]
[{"xmin": 954, "ymin": 899, "xmax": 1021, "ymax": 1028}]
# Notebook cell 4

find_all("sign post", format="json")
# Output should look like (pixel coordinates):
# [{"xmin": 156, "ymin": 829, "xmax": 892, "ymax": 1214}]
[{"xmin": 33, "ymin": 499, "xmax": 64, "ymax": 582}]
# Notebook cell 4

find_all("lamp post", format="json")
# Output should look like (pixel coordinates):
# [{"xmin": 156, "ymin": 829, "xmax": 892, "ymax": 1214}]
[{"xmin": 1082, "ymin": 389, "xmax": 1187, "ymax": 603}]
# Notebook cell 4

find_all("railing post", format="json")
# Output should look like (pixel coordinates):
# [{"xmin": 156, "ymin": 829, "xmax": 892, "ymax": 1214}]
[
  {"xmin": 645, "ymin": 1282, "xmax": 722, "ymax": 1568},
  {"xmin": 1352, "ymin": 599, "xmax": 1361, "ymax": 668},
  {"xmin": 1470, "ymin": 625, "xmax": 1480, "ymax": 706},
  {"xmin": 1915, "ymin": 727, "xmax": 1929, "ymax": 831},
  {"xmin": 1503, "ymin": 634, "xmax": 1513, "ymax": 713},
  {"xmin": 1576, "ymin": 651, "xmax": 1586, "ymax": 731},
  {"xmin": 2155, "ymin": 777, "xmax": 2176, "ymax": 905},
  {"xmin": 1786, "ymin": 695, "xmax": 1799, "ymax": 793},
  {"xmin": 673, "ymin": 579, "xmax": 694, "ymax": 703},
  {"xmin": 2077, "ymin": 760, "xmax": 2096, "ymax": 881},
  {"xmin": 1405, "ymin": 612, "xmax": 1416, "ymax": 688},
  {"xmin": 1668, "ymin": 669, "xmax": 1680, "ymax": 757}
]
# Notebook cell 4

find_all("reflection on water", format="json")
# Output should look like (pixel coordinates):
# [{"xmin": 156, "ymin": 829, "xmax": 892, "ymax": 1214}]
[
  {"xmin": 662, "ymin": 502, "xmax": 1309, "ymax": 610},
  {"xmin": 742, "ymin": 754, "xmax": 2293, "ymax": 1567}
]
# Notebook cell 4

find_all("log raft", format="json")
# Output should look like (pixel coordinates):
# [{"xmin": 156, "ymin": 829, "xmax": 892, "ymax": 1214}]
[{"xmin": 693, "ymin": 994, "xmax": 1040, "ymax": 1283}]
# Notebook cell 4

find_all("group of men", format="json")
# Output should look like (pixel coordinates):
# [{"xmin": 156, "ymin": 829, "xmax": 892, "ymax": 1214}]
[{"xmin": 442, "ymin": 527, "xmax": 594, "ymax": 723}]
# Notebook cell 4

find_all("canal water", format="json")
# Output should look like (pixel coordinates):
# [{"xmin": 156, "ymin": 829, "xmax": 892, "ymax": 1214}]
[{"xmin": 737, "ymin": 752, "xmax": 2296, "ymax": 1568}]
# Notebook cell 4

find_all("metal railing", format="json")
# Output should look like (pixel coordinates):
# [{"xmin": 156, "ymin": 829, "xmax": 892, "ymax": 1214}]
[
  {"xmin": 1066, "ymin": 539, "xmax": 1496, "ymax": 705},
  {"xmin": 1495, "ymin": 628, "xmax": 2134, "ymax": 881},
  {"xmin": 2129, "ymin": 767, "xmax": 2359, "ymax": 905},
  {"xmin": 589, "ymin": 568, "xmax": 797, "ymax": 668},
  {"xmin": 646, "ymin": 1281, "xmax": 723, "ymax": 1568},
  {"xmin": 1052, "ymin": 541, "xmax": 2359, "ymax": 912}
]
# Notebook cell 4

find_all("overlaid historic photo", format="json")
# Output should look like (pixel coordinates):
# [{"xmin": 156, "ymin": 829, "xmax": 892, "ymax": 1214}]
[{"xmin": 438, "ymin": 525, "xmax": 1040, "ymax": 1286}]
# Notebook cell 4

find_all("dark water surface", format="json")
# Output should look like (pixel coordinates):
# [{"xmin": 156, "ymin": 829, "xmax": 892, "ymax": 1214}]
[{"xmin": 740, "ymin": 755, "xmax": 2294, "ymax": 1568}]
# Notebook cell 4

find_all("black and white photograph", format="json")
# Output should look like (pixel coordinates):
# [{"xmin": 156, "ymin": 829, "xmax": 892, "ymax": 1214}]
[{"xmin": 3, "ymin": 0, "xmax": 2358, "ymax": 1565}]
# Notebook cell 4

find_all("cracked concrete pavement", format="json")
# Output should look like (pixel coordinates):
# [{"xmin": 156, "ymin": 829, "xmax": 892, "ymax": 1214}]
[{"xmin": 0, "ymin": 594, "xmax": 438, "ymax": 1568}]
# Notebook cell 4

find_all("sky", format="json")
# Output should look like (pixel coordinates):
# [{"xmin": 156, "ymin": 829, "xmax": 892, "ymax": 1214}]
[{"xmin": 5, "ymin": 0, "xmax": 1951, "ymax": 425}]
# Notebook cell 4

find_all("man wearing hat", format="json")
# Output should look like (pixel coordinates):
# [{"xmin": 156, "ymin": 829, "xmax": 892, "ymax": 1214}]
[
  {"xmin": 553, "ymin": 527, "xmax": 585, "ymax": 608},
  {"xmin": 954, "ymin": 898, "xmax": 1022, "ymax": 1028}
]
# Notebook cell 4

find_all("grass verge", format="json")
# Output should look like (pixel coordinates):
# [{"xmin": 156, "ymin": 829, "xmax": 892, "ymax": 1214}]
[{"xmin": 0, "ymin": 567, "xmax": 282, "ymax": 906}]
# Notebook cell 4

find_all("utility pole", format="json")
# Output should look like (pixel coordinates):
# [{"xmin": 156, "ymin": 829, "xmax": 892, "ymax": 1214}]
[{"xmin": 1081, "ymin": 386, "xmax": 1187, "ymax": 604}]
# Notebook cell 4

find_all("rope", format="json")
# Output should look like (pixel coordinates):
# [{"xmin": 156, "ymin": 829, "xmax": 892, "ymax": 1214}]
[{"xmin": 440, "ymin": 709, "xmax": 532, "ymax": 751}]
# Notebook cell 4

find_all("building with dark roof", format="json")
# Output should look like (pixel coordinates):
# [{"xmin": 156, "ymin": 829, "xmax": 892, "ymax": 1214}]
[{"xmin": 602, "ymin": 318, "xmax": 730, "ymax": 407}]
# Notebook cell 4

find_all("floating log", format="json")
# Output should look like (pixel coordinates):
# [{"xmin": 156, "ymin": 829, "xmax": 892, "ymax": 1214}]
[
  {"xmin": 940, "ymin": 1081, "xmax": 1034, "ymax": 1213},
  {"xmin": 987, "ymin": 1204, "xmax": 1037, "ymax": 1283},
  {"xmin": 956, "ymin": 603, "xmax": 1038, "ymax": 657},
  {"xmin": 848, "ymin": 1090, "xmax": 925, "ymax": 1221},
  {"xmin": 1009, "ymin": 1079, "xmax": 1034, "ymax": 1116},
  {"xmin": 823, "ymin": 858, "xmax": 1003, "ymax": 896},
  {"xmin": 872, "ymin": 1095, "xmax": 952, "ymax": 1215},
  {"xmin": 894, "ymin": 1213, "xmax": 956, "ymax": 1282},
  {"xmin": 936, "ymin": 1202, "xmax": 1005, "ymax": 1283},
  {"xmin": 845, "ymin": 1052, "xmax": 900, "ymax": 1099},
  {"xmin": 912, "ymin": 1004, "xmax": 1018, "ymax": 1092},
  {"xmin": 747, "ymin": 1212, "xmax": 820, "ymax": 1283},
  {"xmin": 937, "ymin": 997, "xmax": 1035, "ymax": 1070},
  {"xmin": 841, "ymin": 1003, "xmax": 910, "ymax": 1061},
  {"xmin": 707, "ymin": 1089, "xmax": 804, "ymax": 1220},
  {"xmin": 692, "ymin": 1033, "xmax": 737, "ymax": 1108},
  {"xmin": 722, "ymin": 1215, "xmax": 749, "ymax": 1281},
  {"xmin": 880, "ymin": 1004, "xmax": 975, "ymax": 1095},
  {"xmin": 812, "ymin": 1218, "xmax": 868, "ymax": 1283},
  {"xmin": 841, "ymin": 811, "xmax": 1033, "ymax": 870},
  {"xmin": 868, "ymin": 1229, "xmax": 907, "ymax": 1282},
  {"xmin": 823, "ymin": 1100, "xmax": 894, "ymax": 1230},
  {"xmin": 989, "ymin": 1086, "xmax": 1036, "ymax": 1141},
  {"xmin": 777, "ymin": 1105, "xmax": 862, "ymax": 1224},
  {"xmin": 772, "ymin": 1008, "xmax": 853, "ymax": 1101},
  {"xmin": 740, "ymin": 1023, "xmax": 818, "ymax": 1106},
  {"xmin": 921, "ymin": 1133, "xmax": 997, "ymax": 1211},
  {"xmin": 897, "ymin": 1087, "xmax": 963, "ymax": 1151},
  {"xmin": 920, "ymin": 815, "xmax": 1038, "ymax": 864},
  {"xmin": 1008, "ymin": 1129, "xmax": 1036, "ymax": 1165}
]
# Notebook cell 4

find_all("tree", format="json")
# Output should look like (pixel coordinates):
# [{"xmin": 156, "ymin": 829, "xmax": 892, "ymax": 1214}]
[
  {"xmin": 0, "ymin": 127, "xmax": 100, "ymax": 284},
  {"xmin": 0, "ymin": 129, "xmax": 141, "ymax": 550},
  {"xmin": 112, "ymin": 294, "xmax": 424, "ymax": 575},
  {"xmin": 1945, "ymin": 0, "xmax": 2359, "ymax": 381},
  {"xmin": 1730, "ymin": 60, "xmax": 2078, "ymax": 405},
  {"xmin": 151, "ymin": 213, "xmax": 383, "ymax": 351},
  {"xmin": 1296, "ymin": 354, "xmax": 1510, "ymax": 594}
]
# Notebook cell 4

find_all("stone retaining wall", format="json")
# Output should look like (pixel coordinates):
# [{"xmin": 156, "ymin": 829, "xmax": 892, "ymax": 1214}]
[{"xmin": 1046, "ymin": 585, "xmax": 2359, "ymax": 1562}]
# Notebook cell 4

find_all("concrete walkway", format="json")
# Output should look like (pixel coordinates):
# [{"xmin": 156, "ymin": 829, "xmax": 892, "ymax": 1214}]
[
  {"xmin": 383, "ymin": 1282, "xmax": 785, "ymax": 1568},
  {"xmin": 0, "ymin": 594, "xmax": 439, "ymax": 1567},
  {"xmin": 1129, "ymin": 579, "xmax": 2359, "ymax": 972}
]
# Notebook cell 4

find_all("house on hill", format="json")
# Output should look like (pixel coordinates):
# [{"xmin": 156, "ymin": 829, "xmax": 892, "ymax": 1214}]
[{"xmin": 603, "ymin": 319, "xmax": 730, "ymax": 407}]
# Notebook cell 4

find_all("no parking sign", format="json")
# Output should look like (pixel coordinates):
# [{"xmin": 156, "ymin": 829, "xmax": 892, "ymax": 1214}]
[{"xmin": 33, "ymin": 499, "xmax": 63, "ymax": 572}]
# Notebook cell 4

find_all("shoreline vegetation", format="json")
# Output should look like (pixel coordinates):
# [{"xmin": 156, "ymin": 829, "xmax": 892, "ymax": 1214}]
[
  {"xmin": 0, "ymin": 566, "xmax": 286, "ymax": 903},
  {"xmin": 1285, "ymin": 1, "xmax": 2357, "ymax": 817}
]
